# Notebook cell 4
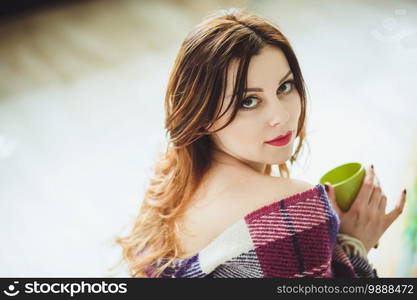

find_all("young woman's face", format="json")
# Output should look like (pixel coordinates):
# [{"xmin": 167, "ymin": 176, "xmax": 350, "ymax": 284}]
[{"xmin": 209, "ymin": 45, "xmax": 301, "ymax": 172}]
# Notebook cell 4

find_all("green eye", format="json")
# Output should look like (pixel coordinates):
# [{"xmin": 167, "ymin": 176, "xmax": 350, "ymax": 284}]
[
  {"xmin": 278, "ymin": 80, "xmax": 295, "ymax": 95},
  {"xmin": 240, "ymin": 96, "xmax": 259, "ymax": 110}
]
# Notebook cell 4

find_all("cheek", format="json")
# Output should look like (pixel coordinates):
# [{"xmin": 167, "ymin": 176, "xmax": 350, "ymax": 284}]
[
  {"xmin": 286, "ymin": 95, "xmax": 302, "ymax": 119},
  {"xmin": 221, "ymin": 120, "xmax": 262, "ymax": 147}
]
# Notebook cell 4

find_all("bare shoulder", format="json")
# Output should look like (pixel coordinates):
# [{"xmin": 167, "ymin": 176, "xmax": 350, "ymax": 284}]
[
  {"xmin": 276, "ymin": 177, "xmax": 316, "ymax": 194},
  {"xmin": 244, "ymin": 175, "xmax": 316, "ymax": 206},
  {"xmin": 260, "ymin": 175, "xmax": 315, "ymax": 189},
  {"xmin": 176, "ymin": 171, "xmax": 316, "ymax": 258}
]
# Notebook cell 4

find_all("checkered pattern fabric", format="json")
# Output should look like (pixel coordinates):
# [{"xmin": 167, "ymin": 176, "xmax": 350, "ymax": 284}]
[{"xmin": 153, "ymin": 184, "xmax": 377, "ymax": 278}]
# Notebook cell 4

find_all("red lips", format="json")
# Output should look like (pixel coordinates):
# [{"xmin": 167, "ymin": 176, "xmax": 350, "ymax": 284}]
[{"xmin": 265, "ymin": 130, "xmax": 292, "ymax": 143}]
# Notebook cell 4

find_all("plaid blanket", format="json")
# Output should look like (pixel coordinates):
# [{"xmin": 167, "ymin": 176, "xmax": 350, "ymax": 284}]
[{"xmin": 151, "ymin": 184, "xmax": 378, "ymax": 278}]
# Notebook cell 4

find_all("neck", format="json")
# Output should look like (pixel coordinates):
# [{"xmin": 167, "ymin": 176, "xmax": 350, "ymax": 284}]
[{"xmin": 210, "ymin": 147, "xmax": 267, "ymax": 175}]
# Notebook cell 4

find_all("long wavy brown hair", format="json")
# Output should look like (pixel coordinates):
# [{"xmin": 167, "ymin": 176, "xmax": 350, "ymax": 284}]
[{"xmin": 114, "ymin": 8, "xmax": 309, "ymax": 277}]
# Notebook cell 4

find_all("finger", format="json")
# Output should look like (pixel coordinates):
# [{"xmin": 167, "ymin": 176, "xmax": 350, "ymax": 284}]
[
  {"xmin": 378, "ymin": 194, "xmax": 387, "ymax": 213},
  {"xmin": 384, "ymin": 189, "xmax": 407, "ymax": 230},
  {"xmin": 369, "ymin": 174, "xmax": 382, "ymax": 208},
  {"xmin": 351, "ymin": 165, "xmax": 374, "ymax": 210}
]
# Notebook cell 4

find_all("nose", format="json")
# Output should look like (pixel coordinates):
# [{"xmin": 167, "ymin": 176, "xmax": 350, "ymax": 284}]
[{"xmin": 268, "ymin": 97, "xmax": 290, "ymax": 127}]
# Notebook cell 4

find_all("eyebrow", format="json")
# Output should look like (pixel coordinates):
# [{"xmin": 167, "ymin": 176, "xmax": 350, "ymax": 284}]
[
  {"xmin": 226, "ymin": 69, "xmax": 293, "ymax": 98},
  {"xmin": 244, "ymin": 69, "xmax": 293, "ymax": 92}
]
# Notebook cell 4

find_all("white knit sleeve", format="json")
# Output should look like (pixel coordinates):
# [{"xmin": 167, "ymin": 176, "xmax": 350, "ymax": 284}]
[{"xmin": 336, "ymin": 233, "xmax": 368, "ymax": 260}]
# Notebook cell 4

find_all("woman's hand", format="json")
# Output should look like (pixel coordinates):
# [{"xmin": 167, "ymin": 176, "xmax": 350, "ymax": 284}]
[{"xmin": 324, "ymin": 165, "xmax": 407, "ymax": 253}]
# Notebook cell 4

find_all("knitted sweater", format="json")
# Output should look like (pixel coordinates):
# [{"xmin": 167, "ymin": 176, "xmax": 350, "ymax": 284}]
[{"xmin": 149, "ymin": 184, "xmax": 378, "ymax": 278}]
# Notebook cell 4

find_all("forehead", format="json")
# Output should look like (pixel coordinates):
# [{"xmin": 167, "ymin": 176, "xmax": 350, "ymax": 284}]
[{"xmin": 225, "ymin": 45, "xmax": 289, "ymax": 96}]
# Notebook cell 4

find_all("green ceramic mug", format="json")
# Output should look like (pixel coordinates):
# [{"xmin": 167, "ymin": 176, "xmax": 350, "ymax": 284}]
[{"xmin": 319, "ymin": 162, "xmax": 366, "ymax": 212}]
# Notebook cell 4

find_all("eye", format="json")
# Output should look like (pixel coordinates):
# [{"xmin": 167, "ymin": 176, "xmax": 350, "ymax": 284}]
[
  {"xmin": 277, "ymin": 79, "xmax": 296, "ymax": 95},
  {"xmin": 240, "ymin": 96, "xmax": 260, "ymax": 110}
]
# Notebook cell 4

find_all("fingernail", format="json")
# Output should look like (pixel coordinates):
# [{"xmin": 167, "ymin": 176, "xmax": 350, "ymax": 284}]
[
  {"xmin": 371, "ymin": 164, "xmax": 374, "ymax": 170},
  {"xmin": 403, "ymin": 189, "xmax": 407, "ymax": 195},
  {"xmin": 325, "ymin": 184, "xmax": 329, "ymax": 192}
]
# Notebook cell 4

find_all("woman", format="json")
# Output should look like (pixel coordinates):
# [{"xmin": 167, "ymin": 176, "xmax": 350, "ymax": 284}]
[{"xmin": 115, "ymin": 8, "xmax": 407, "ymax": 278}]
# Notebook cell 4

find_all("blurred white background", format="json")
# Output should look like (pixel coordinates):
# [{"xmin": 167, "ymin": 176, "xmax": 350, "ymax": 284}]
[{"xmin": 0, "ymin": 0, "xmax": 416, "ymax": 277}]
